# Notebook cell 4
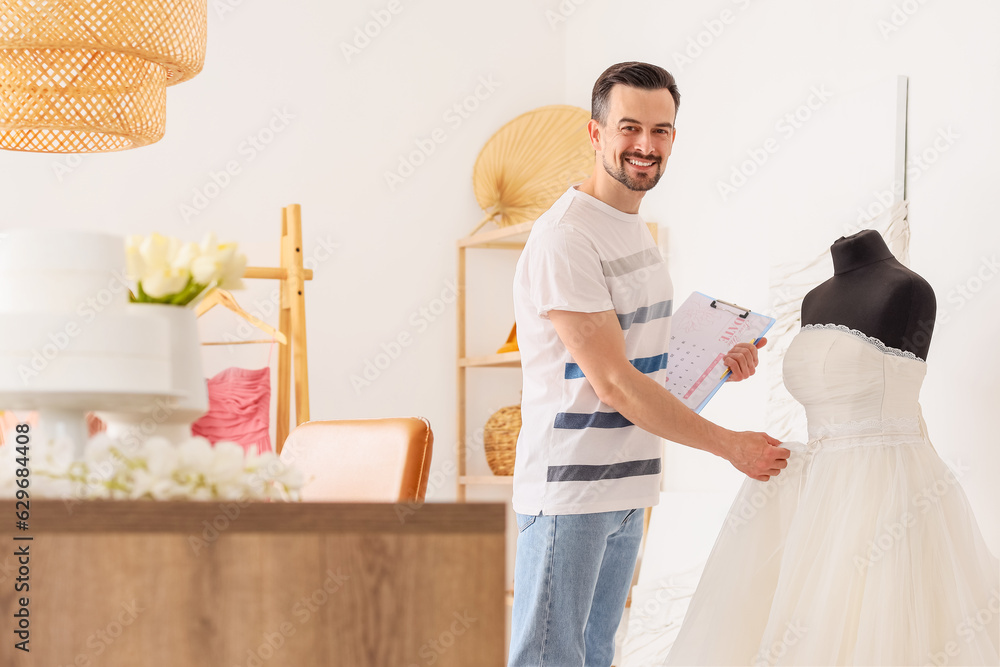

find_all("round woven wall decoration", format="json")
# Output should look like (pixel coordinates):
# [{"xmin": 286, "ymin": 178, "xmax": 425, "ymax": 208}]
[
  {"xmin": 471, "ymin": 105, "xmax": 594, "ymax": 233},
  {"xmin": 0, "ymin": 0, "xmax": 208, "ymax": 153}
]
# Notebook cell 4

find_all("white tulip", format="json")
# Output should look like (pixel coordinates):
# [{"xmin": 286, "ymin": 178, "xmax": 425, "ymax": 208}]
[
  {"xmin": 190, "ymin": 254, "xmax": 222, "ymax": 285},
  {"xmin": 217, "ymin": 250, "xmax": 247, "ymax": 291},
  {"xmin": 199, "ymin": 231, "xmax": 218, "ymax": 255},
  {"xmin": 141, "ymin": 267, "xmax": 189, "ymax": 299},
  {"xmin": 139, "ymin": 233, "xmax": 171, "ymax": 271},
  {"xmin": 125, "ymin": 241, "xmax": 146, "ymax": 282},
  {"xmin": 171, "ymin": 241, "xmax": 202, "ymax": 272}
]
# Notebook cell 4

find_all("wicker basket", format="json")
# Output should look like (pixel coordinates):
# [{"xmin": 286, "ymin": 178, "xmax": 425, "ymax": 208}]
[{"xmin": 483, "ymin": 405, "xmax": 521, "ymax": 476}]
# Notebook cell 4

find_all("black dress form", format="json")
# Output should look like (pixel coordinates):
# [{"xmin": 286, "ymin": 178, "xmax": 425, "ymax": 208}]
[{"xmin": 800, "ymin": 229, "xmax": 936, "ymax": 360}]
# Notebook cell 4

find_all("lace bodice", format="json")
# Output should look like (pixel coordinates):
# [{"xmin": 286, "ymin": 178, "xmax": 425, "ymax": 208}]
[
  {"xmin": 799, "ymin": 323, "xmax": 925, "ymax": 362},
  {"xmin": 784, "ymin": 324, "xmax": 928, "ymax": 444}
]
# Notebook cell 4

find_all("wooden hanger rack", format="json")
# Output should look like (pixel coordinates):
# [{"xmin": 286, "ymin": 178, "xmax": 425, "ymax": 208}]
[
  {"xmin": 196, "ymin": 204, "xmax": 312, "ymax": 450},
  {"xmin": 197, "ymin": 288, "xmax": 288, "ymax": 345}
]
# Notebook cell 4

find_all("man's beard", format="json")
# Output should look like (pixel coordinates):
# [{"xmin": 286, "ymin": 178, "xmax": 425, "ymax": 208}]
[{"xmin": 602, "ymin": 152, "xmax": 663, "ymax": 191}]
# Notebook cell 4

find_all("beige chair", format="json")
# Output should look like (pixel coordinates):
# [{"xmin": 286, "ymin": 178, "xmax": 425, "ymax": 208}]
[{"xmin": 279, "ymin": 417, "xmax": 433, "ymax": 502}]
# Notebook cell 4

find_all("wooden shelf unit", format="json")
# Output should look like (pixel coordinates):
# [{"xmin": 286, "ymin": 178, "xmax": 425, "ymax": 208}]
[
  {"xmin": 455, "ymin": 220, "xmax": 658, "ymax": 497},
  {"xmin": 455, "ymin": 220, "xmax": 533, "ymax": 500}
]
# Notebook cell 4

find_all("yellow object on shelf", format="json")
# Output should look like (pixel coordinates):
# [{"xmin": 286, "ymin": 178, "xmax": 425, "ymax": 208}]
[{"xmin": 496, "ymin": 323, "xmax": 518, "ymax": 354}]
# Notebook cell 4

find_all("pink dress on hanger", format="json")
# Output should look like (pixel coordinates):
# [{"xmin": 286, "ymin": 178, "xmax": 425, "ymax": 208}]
[{"xmin": 191, "ymin": 366, "xmax": 272, "ymax": 454}]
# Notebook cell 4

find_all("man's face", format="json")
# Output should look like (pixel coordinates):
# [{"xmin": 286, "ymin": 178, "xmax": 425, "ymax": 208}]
[{"xmin": 597, "ymin": 85, "xmax": 676, "ymax": 192}]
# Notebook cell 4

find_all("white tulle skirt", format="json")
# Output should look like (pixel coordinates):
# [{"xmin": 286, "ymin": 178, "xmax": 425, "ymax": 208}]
[{"xmin": 665, "ymin": 433, "xmax": 1000, "ymax": 666}]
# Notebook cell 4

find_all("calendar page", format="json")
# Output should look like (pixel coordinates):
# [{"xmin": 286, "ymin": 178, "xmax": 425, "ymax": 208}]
[{"xmin": 664, "ymin": 292, "xmax": 775, "ymax": 413}]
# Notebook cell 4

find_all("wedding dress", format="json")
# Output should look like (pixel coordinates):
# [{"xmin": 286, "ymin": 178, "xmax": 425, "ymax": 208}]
[{"xmin": 666, "ymin": 324, "xmax": 999, "ymax": 666}]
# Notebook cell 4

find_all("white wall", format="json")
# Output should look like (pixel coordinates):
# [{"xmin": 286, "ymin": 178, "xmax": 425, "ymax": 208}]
[{"xmin": 563, "ymin": 0, "xmax": 1000, "ymax": 555}]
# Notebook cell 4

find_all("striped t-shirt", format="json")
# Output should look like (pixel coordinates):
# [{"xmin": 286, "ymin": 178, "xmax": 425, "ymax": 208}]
[{"xmin": 511, "ymin": 186, "xmax": 673, "ymax": 515}]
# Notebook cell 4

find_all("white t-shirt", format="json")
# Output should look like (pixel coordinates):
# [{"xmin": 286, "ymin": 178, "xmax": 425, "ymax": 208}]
[{"xmin": 511, "ymin": 186, "xmax": 673, "ymax": 515}]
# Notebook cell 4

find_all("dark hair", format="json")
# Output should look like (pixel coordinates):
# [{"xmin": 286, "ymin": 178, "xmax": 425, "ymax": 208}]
[{"xmin": 591, "ymin": 62, "xmax": 680, "ymax": 126}]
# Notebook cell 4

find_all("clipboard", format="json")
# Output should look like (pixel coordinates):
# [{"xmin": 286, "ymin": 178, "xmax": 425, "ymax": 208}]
[{"xmin": 664, "ymin": 291, "xmax": 775, "ymax": 413}]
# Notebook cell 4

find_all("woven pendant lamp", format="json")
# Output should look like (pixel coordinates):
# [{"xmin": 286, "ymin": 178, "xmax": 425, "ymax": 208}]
[
  {"xmin": 471, "ymin": 104, "xmax": 595, "ymax": 234},
  {"xmin": 0, "ymin": 0, "xmax": 208, "ymax": 153}
]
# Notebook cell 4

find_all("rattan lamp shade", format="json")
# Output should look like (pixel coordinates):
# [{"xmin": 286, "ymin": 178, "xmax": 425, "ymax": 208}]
[
  {"xmin": 471, "ymin": 105, "xmax": 595, "ymax": 233},
  {"xmin": 0, "ymin": 0, "xmax": 208, "ymax": 153}
]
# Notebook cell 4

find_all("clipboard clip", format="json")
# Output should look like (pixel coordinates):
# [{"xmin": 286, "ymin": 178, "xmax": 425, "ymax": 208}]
[{"xmin": 710, "ymin": 299, "xmax": 750, "ymax": 319}]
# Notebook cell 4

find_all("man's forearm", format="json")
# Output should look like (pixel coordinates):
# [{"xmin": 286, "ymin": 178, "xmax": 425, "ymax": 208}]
[{"xmin": 601, "ymin": 368, "xmax": 734, "ymax": 458}]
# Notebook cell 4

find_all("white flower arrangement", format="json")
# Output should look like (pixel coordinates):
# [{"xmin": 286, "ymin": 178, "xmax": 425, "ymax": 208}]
[
  {"xmin": 125, "ymin": 232, "xmax": 247, "ymax": 305},
  {"xmin": 0, "ymin": 432, "xmax": 303, "ymax": 502}
]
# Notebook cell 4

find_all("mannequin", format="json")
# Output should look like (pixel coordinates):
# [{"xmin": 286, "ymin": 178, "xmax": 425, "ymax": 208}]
[{"xmin": 800, "ymin": 229, "xmax": 936, "ymax": 360}]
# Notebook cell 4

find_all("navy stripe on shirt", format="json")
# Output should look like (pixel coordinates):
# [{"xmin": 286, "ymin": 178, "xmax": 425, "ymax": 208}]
[
  {"xmin": 546, "ymin": 457, "xmax": 661, "ymax": 482},
  {"xmin": 553, "ymin": 411, "xmax": 634, "ymax": 429},
  {"xmin": 565, "ymin": 352, "xmax": 668, "ymax": 380},
  {"xmin": 618, "ymin": 299, "xmax": 672, "ymax": 330}
]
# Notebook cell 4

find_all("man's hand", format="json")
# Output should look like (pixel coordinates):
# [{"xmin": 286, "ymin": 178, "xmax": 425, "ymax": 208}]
[
  {"xmin": 726, "ymin": 430, "xmax": 789, "ymax": 481},
  {"xmin": 723, "ymin": 337, "xmax": 767, "ymax": 382}
]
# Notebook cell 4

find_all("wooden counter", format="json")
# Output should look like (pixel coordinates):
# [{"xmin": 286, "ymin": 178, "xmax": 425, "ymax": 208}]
[{"xmin": 0, "ymin": 500, "xmax": 506, "ymax": 666}]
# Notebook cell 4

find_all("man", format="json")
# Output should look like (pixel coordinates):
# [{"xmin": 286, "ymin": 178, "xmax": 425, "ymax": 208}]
[{"xmin": 508, "ymin": 62, "xmax": 789, "ymax": 667}]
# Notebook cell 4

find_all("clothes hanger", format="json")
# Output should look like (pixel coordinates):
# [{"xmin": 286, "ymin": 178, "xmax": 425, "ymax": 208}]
[{"xmin": 195, "ymin": 288, "xmax": 288, "ymax": 346}]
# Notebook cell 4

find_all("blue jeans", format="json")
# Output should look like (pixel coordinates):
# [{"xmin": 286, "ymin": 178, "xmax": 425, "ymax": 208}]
[{"xmin": 507, "ymin": 508, "xmax": 644, "ymax": 667}]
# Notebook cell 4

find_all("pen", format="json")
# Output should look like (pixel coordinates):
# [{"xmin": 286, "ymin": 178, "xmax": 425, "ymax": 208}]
[{"xmin": 719, "ymin": 336, "xmax": 761, "ymax": 381}]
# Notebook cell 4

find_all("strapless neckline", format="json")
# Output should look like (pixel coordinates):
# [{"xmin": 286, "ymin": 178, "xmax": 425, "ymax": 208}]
[{"xmin": 798, "ymin": 322, "xmax": 926, "ymax": 363}]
